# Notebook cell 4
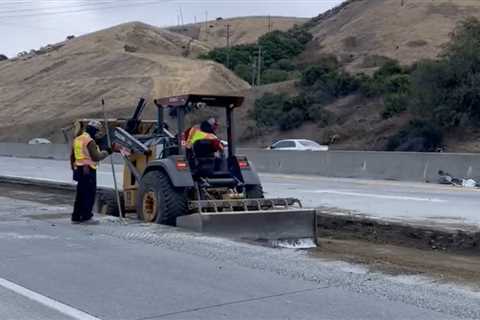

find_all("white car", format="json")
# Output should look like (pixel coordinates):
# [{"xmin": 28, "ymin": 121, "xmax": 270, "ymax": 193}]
[
  {"xmin": 269, "ymin": 139, "xmax": 328, "ymax": 151},
  {"xmin": 28, "ymin": 138, "xmax": 52, "ymax": 145}
]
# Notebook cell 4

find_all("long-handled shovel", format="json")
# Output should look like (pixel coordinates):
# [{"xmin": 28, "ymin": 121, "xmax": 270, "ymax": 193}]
[{"xmin": 101, "ymin": 98, "xmax": 124, "ymax": 220}]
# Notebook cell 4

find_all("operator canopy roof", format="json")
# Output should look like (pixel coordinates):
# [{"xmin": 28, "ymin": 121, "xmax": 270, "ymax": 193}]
[{"xmin": 154, "ymin": 94, "xmax": 244, "ymax": 109}]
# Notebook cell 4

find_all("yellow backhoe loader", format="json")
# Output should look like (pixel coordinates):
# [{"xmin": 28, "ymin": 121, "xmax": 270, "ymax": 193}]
[{"xmin": 74, "ymin": 94, "xmax": 316, "ymax": 241}]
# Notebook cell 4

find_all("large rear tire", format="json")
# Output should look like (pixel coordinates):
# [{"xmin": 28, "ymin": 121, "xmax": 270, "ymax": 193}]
[
  {"xmin": 137, "ymin": 170, "xmax": 188, "ymax": 225},
  {"xmin": 245, "ymin": 184, "xmax": 264, "ymax": 199}
]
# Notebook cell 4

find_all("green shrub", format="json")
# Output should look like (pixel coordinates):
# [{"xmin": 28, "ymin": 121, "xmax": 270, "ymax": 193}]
[
  {"xmin": 199, "ymin": 44, "xmax": 256, "ymax": 71},
  {"xmin": 308, "ymin": 104, "xmax": 337, "ymax": 127},
  {"xmin": 300, "ymin": 61, "xmax": 339, "ymax": 87},
  {"xmin": 383, "ymin": 74, "xmax": 411, "ymax": 94},
  {"xmin": 286, "ymin": 25, "xmax": 314, "ymax": 45},
  {"xmin": 374, "ymin": 60, "xmax": 405, "ymax": 78},
  {"xmin": 382, "ymin": 93, "xmax": 408, "ymax": 119},
  {"xmin": 271, "ymin": 58, "xmax": 296, "ymax": 71},
  {"xmin": 312, "ymin": 71, "xmax": 359, "ymax": 98},
  {"xmin": 386, "ymin": 120, "xmax": 443, "ymax": 152},
  {"xmin": 356, "ymin": 73, "xmax": 382, "ymax": 97},
  {"xmin": 278, "ymin": 109, "xmax": 306, "ymax": 131},
  {"xmin": 249, "ymin": 93, "xmax": 288, "ymax": 127},
  {"xmin": 234, "ymin": 63, "xmax": 252, "ymax": 82},
  {"xmin": 258, "ymin": 30, "xmax": 306, "ymax": 68},
  {"xmin": 200, "ymin": 25, "xmax": 313, "ymax": 85},
  {"xmin": 407, "ymin": 17, "xmax": 480, "ymax": 127},
  {"xmin": 357, "ymin": 61, "xmax": 411, "ymax": 98},
  {"xmin": 250, "ymin": 94, "xmax": 309, "ymax": 130},
  {"xmin": 262, "ymin": 69, "xmax": 290, "ymax": 84}
]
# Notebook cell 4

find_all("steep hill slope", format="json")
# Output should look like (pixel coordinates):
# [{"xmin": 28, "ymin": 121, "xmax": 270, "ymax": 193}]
[
  {"xmin": 169, "ymin": 16, "xmax": 308, "ymax": 50},
  {"xmin": 236, "ymin": 0, "xmax": 480, "ymax": 152},
  {"xmin": 302, "ymin": 0, "xmax": 480, "ymax": 71},
  {"xmin": 0, "ymin": 22, "xmax": 249, "ymax": 142}
]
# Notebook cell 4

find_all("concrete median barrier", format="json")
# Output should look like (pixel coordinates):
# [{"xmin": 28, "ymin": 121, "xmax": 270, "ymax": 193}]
[
  {"xmin": 240, "ymin": 149, "xmax": 480, "ymax": 182},
  {"xmin": 0, "ymin": 143, "xmax": 70, "ymax": 160},
  {"xmin": 0, "ymin": 143, "xmax": 122, "ymax": 163},
  {"xmin": 1, "ymin": 143, "xmax": 480, "ymax": 183}
]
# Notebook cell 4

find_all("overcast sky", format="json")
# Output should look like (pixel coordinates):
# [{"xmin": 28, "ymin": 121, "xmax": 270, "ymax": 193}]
[{"xmin": 0, "ymin": 0, "xmax": 343, "ymax": 57}]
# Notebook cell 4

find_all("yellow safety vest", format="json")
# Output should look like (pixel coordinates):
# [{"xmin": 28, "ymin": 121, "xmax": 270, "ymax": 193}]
[
  {"xmin": 185, "ymin": 127, "xmax": 222, "ymax": 150},
  {"xmin": 73, "ymin": 132, "xmax": 97, "ymax": 169}
]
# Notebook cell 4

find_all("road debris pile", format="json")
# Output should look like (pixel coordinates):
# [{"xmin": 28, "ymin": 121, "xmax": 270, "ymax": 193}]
[{"xmin": 438, "ymin": 170, "xmax": 479, "ymax": 188}]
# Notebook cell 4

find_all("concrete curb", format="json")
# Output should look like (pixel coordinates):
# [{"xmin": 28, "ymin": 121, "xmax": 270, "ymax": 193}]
[{"xmin": 0, "ymin": 175, "xmax": 77, "ymax": 192}]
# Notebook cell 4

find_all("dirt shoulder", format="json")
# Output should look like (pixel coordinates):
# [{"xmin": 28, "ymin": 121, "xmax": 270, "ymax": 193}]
[{"xmin": 312, "ymin": 238, "xmax": 480, "ymax": 290}]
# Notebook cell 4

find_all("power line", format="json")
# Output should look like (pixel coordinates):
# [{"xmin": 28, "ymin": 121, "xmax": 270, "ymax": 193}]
[
  {"xmin": 0, "ymin": 0, "xmax": 149, "ymax": 14},
  {"xmin": 0, "ymin": 0, "xmax": 169, "ymax": 19}
]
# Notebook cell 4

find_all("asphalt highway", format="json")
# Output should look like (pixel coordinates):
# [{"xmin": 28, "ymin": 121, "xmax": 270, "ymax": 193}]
[
  {"xmin": 1, "ymin": 156, "xmax": 479, "ymax": 228},
  {"xmin": 0, "ymin": 188, "xmax": 479, "ymax": 319}
]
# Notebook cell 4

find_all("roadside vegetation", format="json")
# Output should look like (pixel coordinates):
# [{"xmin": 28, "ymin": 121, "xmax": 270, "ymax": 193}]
[
  {"xmin": 202, "ymin": 16, "xmax": 480, "ymax": 152},
  {"xmin": 199, "ymin": 26, "xmax": 312, "ymax": 85}
]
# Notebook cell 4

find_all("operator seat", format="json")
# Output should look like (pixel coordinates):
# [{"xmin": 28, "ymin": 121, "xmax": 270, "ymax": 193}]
[{"xmin": 191, "ymin": 140, "xmax": 217, "ymax": 177}]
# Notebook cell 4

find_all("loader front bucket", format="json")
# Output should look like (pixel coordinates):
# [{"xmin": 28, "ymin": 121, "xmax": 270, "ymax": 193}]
[{"xmin": 176, "ymin": 198, "xmax": 316, "ymax": 242}]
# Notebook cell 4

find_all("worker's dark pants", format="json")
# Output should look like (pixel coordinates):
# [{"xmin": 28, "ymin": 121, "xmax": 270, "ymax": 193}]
[{"xmin": 72, "ymin": 167, "xmax": 97, "ymax": 222}]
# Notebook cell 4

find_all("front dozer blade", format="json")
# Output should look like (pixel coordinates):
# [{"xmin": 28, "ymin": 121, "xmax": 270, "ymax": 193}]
[{"xmin": 176, "ymin": 198, "xmax": 316, "ymax": 242}]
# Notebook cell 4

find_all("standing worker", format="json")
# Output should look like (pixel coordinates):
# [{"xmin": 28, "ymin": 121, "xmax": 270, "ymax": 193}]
[{"xmin": 70, "ymin": 120, "xmax": 113, "ymax": 224}]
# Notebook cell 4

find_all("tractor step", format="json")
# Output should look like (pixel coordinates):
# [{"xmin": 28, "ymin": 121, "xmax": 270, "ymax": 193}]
[{"xmin": 177, "ymin": 198, "xmax": 316, "ymax": 241}]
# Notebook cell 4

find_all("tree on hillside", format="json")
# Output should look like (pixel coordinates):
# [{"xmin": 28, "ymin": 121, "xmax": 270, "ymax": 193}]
[
  {"xmin": 200, "ymin": 26, "xmax": 313, "ymax": 85},
  {"xmin": 410, "ymin": 17, "xmax": 480, "ymax": 127}
]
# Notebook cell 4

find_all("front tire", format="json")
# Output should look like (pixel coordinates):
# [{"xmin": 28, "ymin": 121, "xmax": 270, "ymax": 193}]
[{"xmin": 137, "ymin": 170, "xmax": 188, "ymax": 225}]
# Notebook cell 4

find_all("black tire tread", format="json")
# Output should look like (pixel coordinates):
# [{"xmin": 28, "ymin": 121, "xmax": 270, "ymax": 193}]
[{"xmin": 138, "ymin": 170, "xmax": 188, "ymax": 225}]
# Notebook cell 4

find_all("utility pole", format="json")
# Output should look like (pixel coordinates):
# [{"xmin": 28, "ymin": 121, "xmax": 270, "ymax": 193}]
[
  {"xmin": 251, "ymin": 58, "xmax": 257, "ymax": 87},
  {"xmin": 257, "ymin": 46, "xmax": 262, "ymax": 86},
  {"xmin": 179, "ymin": 6, "xmax": 184, "ymax": 25},
  {"xmin": 267, "ymin": 15, "xmax": 273, "ymax": 33},
  {"xmin": 226, "ymin": 24, "xmax": 231, "ymax": 69},
  {"xmin": 205, "ymin": 11, "xmax": 209, "ymax": 31}
]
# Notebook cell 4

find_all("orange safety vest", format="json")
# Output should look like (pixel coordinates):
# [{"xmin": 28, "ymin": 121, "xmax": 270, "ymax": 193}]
[
  {"xmin": 185, "ymin": 127, "xmax": 223, "ymax": 150},
  {"xmin": 73, "ymin": 132, "xmax": 97, "ymax": 169}
]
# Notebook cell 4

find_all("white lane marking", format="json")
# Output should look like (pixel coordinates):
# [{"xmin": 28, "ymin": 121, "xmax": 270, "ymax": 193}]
[
  {"xmin": 0, "ymin": 277, "xmax": 102, "ymax": 320},
  {"xmin": 308, "ymin": 190, "xmax": 447, "ymax": 203}
]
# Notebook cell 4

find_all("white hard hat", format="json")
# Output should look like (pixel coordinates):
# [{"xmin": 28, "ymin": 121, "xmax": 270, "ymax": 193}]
[{"xmin": 87, "ymin": 120, "xmax": 102, "ymax": 129}]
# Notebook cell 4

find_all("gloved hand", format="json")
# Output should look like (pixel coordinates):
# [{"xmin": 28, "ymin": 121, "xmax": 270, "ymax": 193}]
[
  {"xmin": 106, "ymin": 147, "xmax": 113, "ymax": 155},
  {"xmin": 112, "ymin": 143, "xmax": 121, "ymax": 153}
]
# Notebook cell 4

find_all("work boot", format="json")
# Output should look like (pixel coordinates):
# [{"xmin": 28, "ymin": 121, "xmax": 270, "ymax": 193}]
[{"xmin": 81, "ymin": 218, "xmax": 100, "ymax": 225}]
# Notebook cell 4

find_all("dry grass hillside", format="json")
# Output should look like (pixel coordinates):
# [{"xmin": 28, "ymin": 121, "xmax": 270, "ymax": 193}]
[
  {"xmin": 302, "ymin": 0, "xmax": 480, "ymax": 71},
  {"xmin": 0, "ymin": 22, "xmax": 249, "ymax": 142},
  {"xmin": 169, "ymin": 16, "xmax": 308, "ymax": 50}
]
